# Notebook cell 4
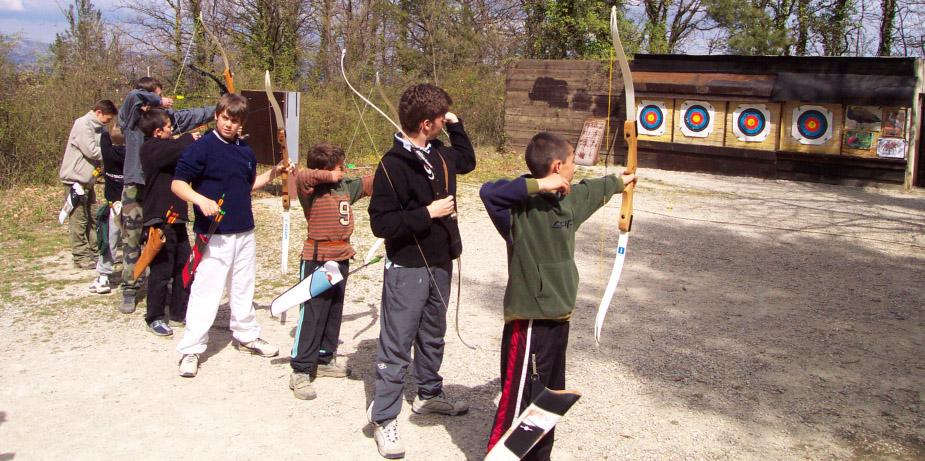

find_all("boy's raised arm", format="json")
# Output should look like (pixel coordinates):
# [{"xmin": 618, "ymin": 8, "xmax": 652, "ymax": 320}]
[
  {"xmin": 444, "ymin": 115, "xmax": 476, "ymax": 175},
  {"xmin": 170, "ymin": 106, "xmax": 216, "ymax": 133}
]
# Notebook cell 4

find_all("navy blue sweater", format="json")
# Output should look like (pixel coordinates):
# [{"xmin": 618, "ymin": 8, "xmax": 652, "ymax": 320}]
[{"xmin": 174, "ymin": 131, "xmax": 257, "ymax": 235}]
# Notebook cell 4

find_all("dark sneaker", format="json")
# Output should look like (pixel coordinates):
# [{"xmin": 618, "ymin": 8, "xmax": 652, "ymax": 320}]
[
  {"xmin": 147, "ymin": 319, "xmax": 173, "ymax": 337},
  {"xmin": 315, "ymin": 357, "xmax": 350, "ymax": 378},
  {"xmin": 179, "ymin": 354, "xmax": 199, "ymax": 377},
  {"xmin": 374, "ymin": 420, "xmax": 404, "ymax": 459},
  {"xmin": 411, "ymin": 391, "xmax": 469, "ymax": 416},
  {"xmin": 236, "ymin": 338, "xmax": 279, "ymax": 357},
  {"xmin": 119, "ymin": 289, "xmax": 136, "ymax": 314},
  {"xmin": 289, "ymin": 372, "xmax": 317, "ymax": 400}
]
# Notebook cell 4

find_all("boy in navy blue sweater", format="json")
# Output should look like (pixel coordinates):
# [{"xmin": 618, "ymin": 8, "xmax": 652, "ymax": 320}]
[{"xmin": 171, "ymin": 93, "xmax": 293, "ymax": 378}]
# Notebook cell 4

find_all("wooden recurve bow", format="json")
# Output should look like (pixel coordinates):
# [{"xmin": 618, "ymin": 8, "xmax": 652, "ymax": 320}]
[
  {"xmin": 264, "ymin": 71, "xmax": 291, "ymax": 276},
  {"xmin": 595, "ymin": 6, "xmax": 637, "ymax": 344}
]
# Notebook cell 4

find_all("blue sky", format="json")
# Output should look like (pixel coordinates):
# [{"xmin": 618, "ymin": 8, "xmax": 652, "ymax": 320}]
[{"xmin": 0, "ymin": 0, "xmax": 119, "ymax": 43}]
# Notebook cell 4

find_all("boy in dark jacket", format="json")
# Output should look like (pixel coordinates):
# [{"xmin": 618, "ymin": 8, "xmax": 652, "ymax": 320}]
[
  {"xmin": 89, "ymin": 125, "xmax": 126, "ymax": 294},
  {"xmin": 138, "ymin": 108, "xmax": 200, "ymax": 336},
  {"xmin": 287, "ymin": 142, "xmax": 374, "ymax": 400},
  {"xmin": 479, "ymin": 132, "xmax": 636, "ymax": 460},
  {"xmin": 366, "ymin": 84, "xmax": 476, "ymax": 459},
  {"xmin": 117, "ymin": 76, "xmax": 215, "ymax": 315}
]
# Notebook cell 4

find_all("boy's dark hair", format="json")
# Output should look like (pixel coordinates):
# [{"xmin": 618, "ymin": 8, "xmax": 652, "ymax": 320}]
[
  {"xmin": 305, "ymin": 142, "xmax": 345, "ymax": 170},
  {"xmin": 93, "ymin": 99, "xmax": 118, "ymax": 115},
  {"xmin": 525, "ymin": 132, "xmax": 573, "ymax": 177},
  {"xmin": 398, "ymin": 84, "xmax": 452, "ymax": 133},
  {"xmin": 139, "ymin": 108, "xmax": 170, "ymax": 137},
  {"xmin": 215, "ymin": 93, "xmax": 248, "ymax": 121},
  {"xmin": 109, "ymin": 125, "xmax": 125, "ymax": 145},
  {"xmin": 135, "ymin": 77, "xmax": 162, "ymax": 93}
]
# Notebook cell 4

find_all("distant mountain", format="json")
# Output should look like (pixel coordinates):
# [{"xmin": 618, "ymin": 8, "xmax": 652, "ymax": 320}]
[{"xmin": 3, "ymin": 38, "xmax": 51, "ymax": 65}]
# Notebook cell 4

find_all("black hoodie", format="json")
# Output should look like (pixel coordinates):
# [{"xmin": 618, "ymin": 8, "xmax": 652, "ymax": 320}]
[{"xmin": 368, "ymin": 121, "xmax": 476, "ymax": 267}]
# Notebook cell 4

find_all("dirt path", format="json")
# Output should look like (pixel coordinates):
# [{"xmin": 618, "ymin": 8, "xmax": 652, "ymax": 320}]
[{"xmin": 1, "ymin": 168, "xmax": 924, "ymax": 460}]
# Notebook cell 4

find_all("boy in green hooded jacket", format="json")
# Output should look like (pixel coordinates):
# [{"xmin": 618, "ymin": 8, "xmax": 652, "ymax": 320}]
[{"xmin": 479, "ymin": 131, "xmax": 636, "ymax": 460}]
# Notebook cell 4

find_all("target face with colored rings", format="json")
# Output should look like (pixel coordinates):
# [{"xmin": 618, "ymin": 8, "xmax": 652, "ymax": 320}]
[
  {"xmin": 636, "ymin": 100, "xmax": 667, "ymax": 136},
  {"xmin": 679, "ymin": 101, "xmax": 715, "ymax": 137},
  {"xmin": 732, "ymin": 104, "xmax": 771, "ymax": 142},
  {"xmin": 791, "ymin": 105, "xmax": 833, "ymax": 145}
]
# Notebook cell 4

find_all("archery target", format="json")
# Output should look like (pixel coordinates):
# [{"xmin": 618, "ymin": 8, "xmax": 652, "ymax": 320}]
[
  {"xmin": 732, "ymin": 104, "xmax": 771, "ymax": 142},
  {"xmin": 792, "ymin": 105, "xmax": 833, "ymax": 145},
  {"xmin": 679, "ymin": 101, "xmax": 715, "ymax": 137},
  {"xmin": 637, "ymin": 100, "xmax": 667, "ymax": 136}
]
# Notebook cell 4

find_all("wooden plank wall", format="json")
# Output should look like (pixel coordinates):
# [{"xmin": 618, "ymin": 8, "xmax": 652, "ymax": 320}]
[{"xmin": 505, "ymin": 60, "xmax": 623, "ymax": 156}]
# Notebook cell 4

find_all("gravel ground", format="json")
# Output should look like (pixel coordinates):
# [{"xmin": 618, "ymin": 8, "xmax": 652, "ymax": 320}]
[{"xmin": 1, "ymin": 166, "xmax": 924, "ymax": 460}]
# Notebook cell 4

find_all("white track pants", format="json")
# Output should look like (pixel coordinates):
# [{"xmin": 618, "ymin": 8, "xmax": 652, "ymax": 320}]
[{"xmin": 176, "ymin": 230, "xmax": 261, "ymax": 355}]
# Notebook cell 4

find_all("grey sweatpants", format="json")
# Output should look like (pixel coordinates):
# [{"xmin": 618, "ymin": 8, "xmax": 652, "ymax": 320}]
[{"xmin": 370, "ymin": 261, "xmax": 452, "ymax": 424}]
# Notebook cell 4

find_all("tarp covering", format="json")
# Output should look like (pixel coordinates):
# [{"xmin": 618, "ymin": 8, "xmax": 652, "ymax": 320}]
[{"xmin": 771, "ymin": 73, "xmax": 917, "ymax": 107}]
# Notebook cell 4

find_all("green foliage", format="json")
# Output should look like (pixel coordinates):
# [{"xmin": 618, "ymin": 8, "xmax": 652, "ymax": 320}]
[
  {"xmin": 524, "ymin": 0, "xmax": 627, "ymax": 59},
  {"xmin": 704, "ymin": 0, "xmax": 792, "ymax": 55},
  {"xmin": 0, "ymin": 0, "xmax": 128, "ymax": 188}
]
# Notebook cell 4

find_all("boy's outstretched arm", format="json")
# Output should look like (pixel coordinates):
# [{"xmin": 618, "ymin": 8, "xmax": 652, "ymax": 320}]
[
  {"xmin": 170, "ymin": 106, "xmax": 217, "ymax": 133},
  {"xmin": 479, "ymin": 174, "xmax": 569, "ymax": 243},
  {"xmin": 252, "ymin": 158, "xmax": 294, "ymax": 191}
]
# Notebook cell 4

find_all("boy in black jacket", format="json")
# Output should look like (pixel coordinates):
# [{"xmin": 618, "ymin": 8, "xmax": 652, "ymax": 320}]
[
  {"xmin": 138, "ymin": 108, "xmax": 200, "ymax": 336},
  {"xmin": 366, "ymin": 84, "xmax": 476, "ymax": 459},
  {"xmin": 89, "ymin": 125, "xmax": 126, "ymax": 294},
  {"xmin": 480, "ymin": 132, "xmax": 635, "ymax": 460}
]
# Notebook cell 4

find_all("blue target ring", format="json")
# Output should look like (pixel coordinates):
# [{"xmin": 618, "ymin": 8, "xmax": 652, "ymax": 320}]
[
  {"xmin": 737, "ymin": 108, "xmax": 766, "ymax": 136},
  {"xmin": 683, "ymin": 105, "xmax": 711, "ymax": 132},
  {"xmin": 639, "ymin": 105, "xmax": 664, "ymax": 132},
  {"xmin": 797, "ymin": 110, "xmax": 828, "ymax": 139}
]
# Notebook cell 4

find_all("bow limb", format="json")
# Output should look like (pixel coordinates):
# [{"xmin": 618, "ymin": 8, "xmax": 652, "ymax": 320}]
[
  {"xmin": 375, "ymin": 72, "xmax": 401, "ymax": 124},
  {"xmin": 595, "ymin": 6, "xmax": 637, "ymax": 344},
  {"xmin": 199, "ymin": 11, "xmax": 234, "ymax": 93},
  {"xmin": 340, "ymin": 49, "xmax": 403, "ymax": 134},
  {"xmin": 265, "ymin": 71, "xmax": 291, "ymax": 276},
  {"xmin": 186, "ymin": 63, "xmax": 230, "ymax": 95}
]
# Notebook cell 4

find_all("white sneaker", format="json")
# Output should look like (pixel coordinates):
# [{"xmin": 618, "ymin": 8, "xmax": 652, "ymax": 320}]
[
  {"xmin": 89, "ymin": 278, "xmax": 110, "ymax": 294},
  {"xmin": 179, "ymin": 354, "xmax": 199, "ymax": 377},
  {"xmin": 374, "ymin": 420, "xmax": 404, "ymax": 459},
  {"xmin": 237, "ymin": 338, "xmax": 279, "ymax": 357},
  {"xmin": 411, "ymin": 391, "xmax": 469, "ymax": 416}
]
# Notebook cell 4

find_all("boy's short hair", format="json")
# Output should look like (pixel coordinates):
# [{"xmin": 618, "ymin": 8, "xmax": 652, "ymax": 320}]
[
  {"xmin": 135, "ymin": 77, "xmax": 162, "ymax": 93},
  {"xmin": 305, "ymin": 142, "xmax": 345, "ymax": 170},
  {"xmin": 139, "ymin": 108, "xmax": 170, "ymax": 137},
  {"xmin": 525, "ymin": 132, "xmax": 573, "ymax": 177},
  {"xmin": 109, "ymin": 125, "xmax": 125, "ymax": 145},
  {"xmin": 215, "ymin": 93, "xmax": 248, "ymax": 121},
  {"xmin": 398, "ymin": 84, "xmax": 452, "ymax": 133},
  {"xmin": 93, "ymin": 99, "xmax": 118, "ymax": 116}
]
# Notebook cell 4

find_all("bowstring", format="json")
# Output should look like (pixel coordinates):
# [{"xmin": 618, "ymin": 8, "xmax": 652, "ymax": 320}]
[{"xmin": 598, "ymin": 46, "xmax": 614, "ymax": 302}]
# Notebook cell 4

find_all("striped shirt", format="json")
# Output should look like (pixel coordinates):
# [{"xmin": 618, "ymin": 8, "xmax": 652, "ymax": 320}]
[{"xmin": 294, "ymin": 168, "xmax": 374, "ymax": 261}]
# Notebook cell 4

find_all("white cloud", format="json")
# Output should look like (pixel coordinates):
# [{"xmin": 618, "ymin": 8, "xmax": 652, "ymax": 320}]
[{"xmin": 0, "ymin": 0, "xmax": 25, "ymax": 12}]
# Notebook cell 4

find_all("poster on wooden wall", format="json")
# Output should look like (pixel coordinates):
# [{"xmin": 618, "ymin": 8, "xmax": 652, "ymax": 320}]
[
  {"xmin": 574, "ymin": 118, "xmax": 607, "ymax": 166},
  {"xmin": 845, "ymin": 106, "xmax": 883, "ymax": 131},
  {"xmin": 877, "ymin": 138, "xmax": 907, "ymax": 158},
  {"xmin": 882, "ymin": 108, "xmax": 906, "ymax": 137}
]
